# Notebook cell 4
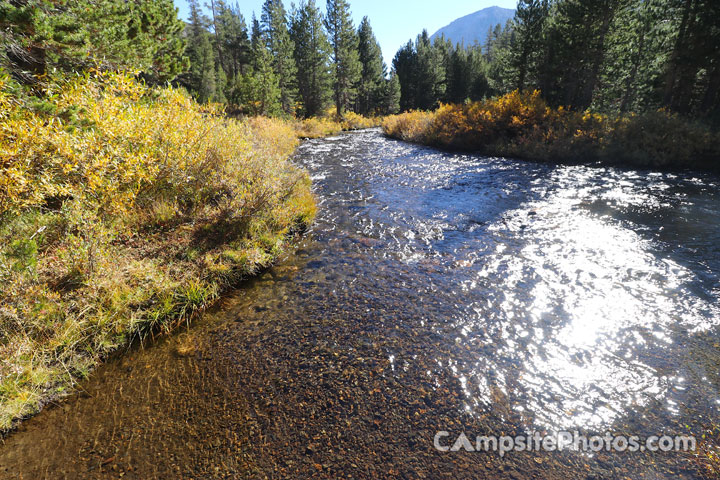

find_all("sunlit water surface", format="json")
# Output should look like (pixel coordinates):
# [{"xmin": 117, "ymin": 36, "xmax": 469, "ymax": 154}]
[{"xmin": 304, "ymin": 131, "xmax": 720, "ymax": 430}]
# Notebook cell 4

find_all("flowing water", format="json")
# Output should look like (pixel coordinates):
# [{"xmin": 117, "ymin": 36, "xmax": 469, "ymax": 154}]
[{"xmin": 2, "ymin": 129, "xmax": 720, "ymax": 479}]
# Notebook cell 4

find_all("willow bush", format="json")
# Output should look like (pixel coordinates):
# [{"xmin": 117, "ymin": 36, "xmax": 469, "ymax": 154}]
[
  {"xmin": 294, "ymin": 110, "xmax": 380, "ymax": 139},
  {"xmin": 382, "ymin": 91, "xmax": 719, "ymax": 170},
  {"xmin": 0, "ymin": 71, "xmax": 316, "ymax": 431}
]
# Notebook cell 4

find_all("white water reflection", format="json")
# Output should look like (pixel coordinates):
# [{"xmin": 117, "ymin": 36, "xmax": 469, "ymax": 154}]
[
  {"xmin": 298, "ymin": 130, "xmax": 720, "ymax": 434},
  {"xmin": 459, "ymin": 166, "xmax": 720, "ymax": 430}
]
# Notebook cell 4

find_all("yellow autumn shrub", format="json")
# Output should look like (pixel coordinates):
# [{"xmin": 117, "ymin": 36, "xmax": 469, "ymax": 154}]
[
  {"xmin": 341, "ymin": 111, "xmax": 379, "ymax": 131},
  {"xmin": 381, "ymin": 110, "xmax": 435, "ymax": 144},
  {"xmin": 382, "ymin": 90, "xmax": 719, "ymax": 169},
  {"xmin": 295, "ymin": 116, "xmax": 343, "ymax": 139},
  {"xmin": 294, "ymin": 111, "xmax": 379, "ymax": 139},
  {"xmin": 0, "ymin": 71, "xmax": 316, "ymax": 431}
]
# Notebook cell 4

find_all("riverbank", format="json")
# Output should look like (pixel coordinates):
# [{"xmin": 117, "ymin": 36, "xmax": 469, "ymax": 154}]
[
  {"xmin": 382, "ymin": 90, "xmax": 720, "ymax": 171},
  {"xmin": 0, "ymin": 72, "xmax": 316, "ymax": 433},
  {"xmin": 294, "ymin": 112, "xmax": 380, "ymax": 139}
]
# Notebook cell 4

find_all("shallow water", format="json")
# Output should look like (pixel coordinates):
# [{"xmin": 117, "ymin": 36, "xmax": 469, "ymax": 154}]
[{"xmin": 2, "ymin": 129, "xmax": 720, "ymax": 479}]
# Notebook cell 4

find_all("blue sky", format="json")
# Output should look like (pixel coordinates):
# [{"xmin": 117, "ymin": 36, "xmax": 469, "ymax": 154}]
[{"xmin": 173, "ymin": 0, "xmax": 517, "ymax": 66}]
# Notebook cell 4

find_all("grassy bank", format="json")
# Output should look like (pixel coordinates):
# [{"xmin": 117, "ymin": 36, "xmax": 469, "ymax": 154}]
[
  {"xmin": 0, "ymin": 71, "xmax": 316, "ymax": 432},
  {"xmin": 382, "ymin": 91, "xmax": 720, "ymax": 171}
]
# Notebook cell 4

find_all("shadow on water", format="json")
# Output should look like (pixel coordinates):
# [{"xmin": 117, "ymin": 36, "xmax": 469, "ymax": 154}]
[{"xmin": 1, "ymin": 129, "xmax": 720, "ymax": 479}]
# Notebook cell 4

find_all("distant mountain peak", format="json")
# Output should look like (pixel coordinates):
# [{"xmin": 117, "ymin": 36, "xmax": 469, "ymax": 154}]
[{"xmin": 431, "ymin": 6, "xmax": 515, "ymax": 47}]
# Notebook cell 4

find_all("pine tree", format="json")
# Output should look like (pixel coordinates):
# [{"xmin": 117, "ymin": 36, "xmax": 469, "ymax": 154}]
[
  {"xmin": 232, "ymin": 30, "xmax": 282, "ymax": 116},
  {"xmin": 325, "ymin": 0, "xmax": 361, "ymax": 117},
  {"xmin": 485, "ymin": 20, "xmax": 515, "ymax": 96},
  {"xmin": 261, "ymin": 0, "xmax": 298, "ymax": 115},
  {"xmin": 0, "ymin": 1, "xmax": 47, "ymax": 81},
  {"xmin": 392, "ymin": 40, "xmax": 418, "ymax": 111},
  {"xmin": 0, "ymin": 0, "xmax": 187, "ymax": 83},
  {"xmin": 215, "ymin": 65, "xmax": 228, "ymax": 103},
  {"xmin": 484, "ymin": 24, "xmax": 504, "ymax": 64},
  {"xmin": 543, "ymin": 0, "xmax": 621, "ymax": 109},
  {"xmin": 250, "ymin": 14, "xmax": 263, "ymax": 66},
  {"xmin": 356, "ymin": 17, "xmax": 385, "ymax": 115},
  {"xmin": 593, "ymin": 0, "xmax": 666, "ymax": 113},
  {"xmin": 415, "ymin": 30, "xmax": 445, "ymax": 110},
  {"xmin": 290, "ymin": 0, "xmax": 332, "ymax": 117},
  {"xmin": 467, "ymin": 47, "xmax": 490, "ymax": 101},
  {"xmin": 380, "ymin": 71, "xmax": 401, "ymax": 114},
  {"xmin": 211, "ymin": 1, "xmax": 252, "ymax": 80},
  {"xmin": 511, "ymin": 0, "xmax": 549, "ymax": 91},
  {"xmin": 662, "ymin": 0, "xmax": 720, "ymax": 115},
  {"xmin": 446, "ymin": 44, "xmax": 472, "ymax": 103},
  {"xmin": 196, "ymin": 33, "xmax": 219, "ymax": 103},
  {"xmin": 184, "ymin": 0, "xmax": 217, "ymax": 102},
  {"xmin": 126, "ymin": 0, "xmax": 188, "ymax": 82},
  {"xmin": 392, "ymin": 32, "xmax": 449, "ymax": 110},
  {"xmin": 389, "ymin": 0, "xmax": 719, "ymax": 118}
]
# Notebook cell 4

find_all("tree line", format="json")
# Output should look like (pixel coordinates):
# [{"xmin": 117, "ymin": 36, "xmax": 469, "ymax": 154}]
[
  {"xmin": 3, "ymin": 0, "xmax": 717, "ymax": 121},
  {"xmin": 180, "ymin": 0, "xmax": 400, "ymax": 118},
  {"xmin": 392, "ymin": 0, "xmax": 720, "ymax": 120},
  {"xmin": 1, "ymin": 0, "xmax": 399, "ymax": 119}
]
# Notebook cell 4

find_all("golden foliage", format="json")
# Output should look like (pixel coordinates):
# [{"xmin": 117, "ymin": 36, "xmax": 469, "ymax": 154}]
[
  {"xmin": 382, "ymin": 90, "xmax": 719, "ymax": 169},
  {"xmin": 381, "ymin": 110, "xmax": 435, "ymax": 144},
  {"xmin": 294, "ymin": 111, "xmax": 380, "ymax": 139},
  {"xmin": 340, "ymin": 112, "xmax": 379, "ymax": 131},
  {"xmin": 0, "ymin": 72, "xmax": 316, "ymax": 430},
  {"xmin": 295, "ymin": 117, "xmax": 344, "ymax": 139}
]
